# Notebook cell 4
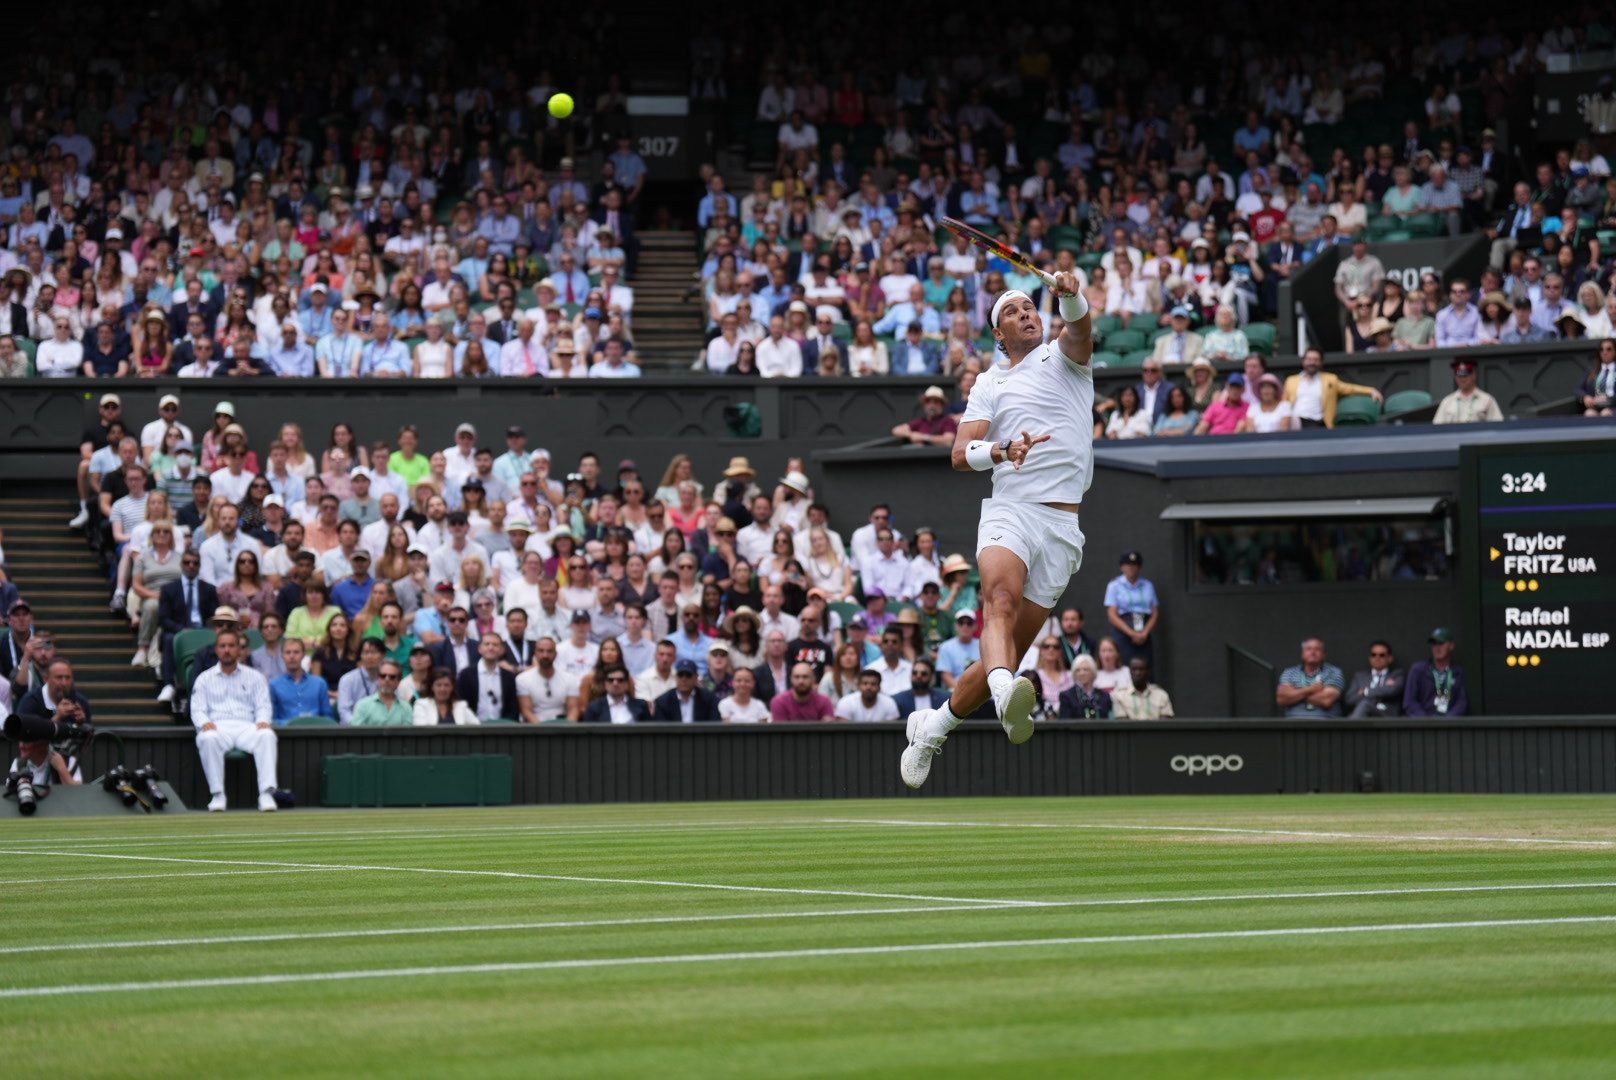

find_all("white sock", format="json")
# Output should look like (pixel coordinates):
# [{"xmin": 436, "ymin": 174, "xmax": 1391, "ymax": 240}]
[
  {"xmin": 934, "ymin": 699, "xmax": 964, "ymax": 733},
  {"xmin": 986, "ymin": 667, "xmax": 1015, "ymax": 710},
  {"xmin": 77, "ymin": 499, "xmax": 86, "ymax": 512}
]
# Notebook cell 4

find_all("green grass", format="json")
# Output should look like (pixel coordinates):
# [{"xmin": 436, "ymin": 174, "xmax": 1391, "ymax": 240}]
[{"xmin": 3, "ymin": 795, "xmax": 1615, "ymax": 1078}]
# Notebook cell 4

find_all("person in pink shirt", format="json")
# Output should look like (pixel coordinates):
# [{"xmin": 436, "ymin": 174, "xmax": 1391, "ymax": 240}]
[
  {"xmin": 770, "ymin": 662, "xmax": 836, "ymax": 722},
  {"xmin": 1194, "ymin": 374, "xmax": 1251, "ymax": 435}
]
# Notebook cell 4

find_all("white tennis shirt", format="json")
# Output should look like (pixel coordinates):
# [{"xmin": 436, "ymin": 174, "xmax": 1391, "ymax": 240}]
[{"xmin": 962, "ymin": 342, "xmax": 1095, "ymax": 504}]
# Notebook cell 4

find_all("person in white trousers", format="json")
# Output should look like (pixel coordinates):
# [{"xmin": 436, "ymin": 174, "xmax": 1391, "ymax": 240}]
[{"xmin": 190, "ymin": 627, "xmax": 279, "ymax": 811}]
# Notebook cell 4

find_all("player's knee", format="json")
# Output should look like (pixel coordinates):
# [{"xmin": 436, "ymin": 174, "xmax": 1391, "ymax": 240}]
[
  {"xmin": 983, "ymin": 582, "xmax": 1020, "ymax": 618},
  {"xmin": 196, "ymin": 730, "xmax": 222, "ymax": 749}
]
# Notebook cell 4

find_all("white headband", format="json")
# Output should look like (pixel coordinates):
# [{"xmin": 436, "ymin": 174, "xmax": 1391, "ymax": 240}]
[{"xmin": 990, "ymin": 289, "xmax": 1034, "ymax": 328}]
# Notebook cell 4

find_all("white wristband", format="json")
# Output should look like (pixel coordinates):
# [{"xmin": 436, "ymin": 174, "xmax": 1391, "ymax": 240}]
[
  {"xmin": 964, "ymin": 440, "xmax": 997, "ymax": 471},
  {"xmin": 1059, "ymin": 291, "xmax": 1089, "ymax": 323}
]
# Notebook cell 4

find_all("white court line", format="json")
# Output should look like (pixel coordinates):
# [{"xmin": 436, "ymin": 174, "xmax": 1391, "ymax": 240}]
[
  {"xmin": 822, "ymin": 818, "xmax": 1616, "ymax": 848},
  {"xmin": 0, "ymin": 848, "xmax": 1037, "ymax": 907},
  {"xmin": 4, "ymin": 915, "xmax": 1612, "ymax": 999},
  {"xmin": 6, "ymin": 868, "xmax": 338, "ymax": 887},
  {"xmin": 0, "ymin": 819, "xmax": 838, "ymax": 848},
  {"xmin": 15, "ymin": 880, "xmax": 1616, "ymax": 955}
]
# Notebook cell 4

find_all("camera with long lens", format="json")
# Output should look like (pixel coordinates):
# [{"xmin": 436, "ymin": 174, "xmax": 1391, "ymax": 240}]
[
  {"xmin": 4, "ymin": 712, "xmax": 93, "ymax": 747},
  {"xmin": 6, "ymin": 712, "xmax": 93, "ymax": 816},
  {"xmin": 5, "ymin": 772, "xmax": 37, "ymax": 815},
  {"xmin": 102, "ymin": 765, "xmax": 138, "ymax": 807},
  {"xmin": 102, "ymin": 764, "xmax": 168, "ymax": 811}
]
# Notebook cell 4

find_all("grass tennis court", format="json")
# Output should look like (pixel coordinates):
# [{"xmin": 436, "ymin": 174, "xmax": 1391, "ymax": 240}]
[{"xmin": 4, "ymin": 795, "xmax": 1614, "ymax": 1077}]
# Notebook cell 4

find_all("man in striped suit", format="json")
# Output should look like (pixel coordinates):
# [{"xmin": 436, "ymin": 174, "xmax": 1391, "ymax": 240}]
[{"xmin": 190, "ymin": 627, "xmax": 278, "ymax": 812}]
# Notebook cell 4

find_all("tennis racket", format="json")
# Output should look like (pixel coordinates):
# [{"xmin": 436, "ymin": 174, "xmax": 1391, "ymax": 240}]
[{"xmin": 940, "ymin": 217, "xmax": 1057, "ymax": 289}]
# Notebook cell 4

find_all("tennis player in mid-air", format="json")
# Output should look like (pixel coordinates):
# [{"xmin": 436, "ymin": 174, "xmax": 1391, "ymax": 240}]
[{"xmin": 901, "ymin": 270, "xmax": 1093, "ymax": 788}]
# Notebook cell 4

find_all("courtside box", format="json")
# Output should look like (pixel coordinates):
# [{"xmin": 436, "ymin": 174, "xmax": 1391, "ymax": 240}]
[{"xmin": 322, "ymin": 754, "xmax": 513, "ymax": 808}]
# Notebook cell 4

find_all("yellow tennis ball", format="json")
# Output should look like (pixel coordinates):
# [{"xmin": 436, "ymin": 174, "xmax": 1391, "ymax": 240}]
[{"xmin": 548, "ymin": 93, "xmax": 574, "ymax": 119}]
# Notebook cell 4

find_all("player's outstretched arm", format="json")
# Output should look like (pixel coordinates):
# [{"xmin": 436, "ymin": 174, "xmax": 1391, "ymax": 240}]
[
  {"xmin": 951, "ymin": 420, "xmax": 1050, "ymax": 472},
  {"xmin": 1051, "ymin": 270, "xmax": 1093, "ymax": 367},
  {"xmin": 950, "ymin": 420, "xmax": 993, "ymax": 472}
]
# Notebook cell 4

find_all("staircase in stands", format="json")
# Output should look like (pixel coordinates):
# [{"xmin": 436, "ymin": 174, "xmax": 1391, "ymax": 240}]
[
  {"xmin": 0, "ymin": 487, "xmax": 169, "ymax": 725},
  {"xmin": 632, "ymin": 230, "xmax": 704, "ymax": 373}
]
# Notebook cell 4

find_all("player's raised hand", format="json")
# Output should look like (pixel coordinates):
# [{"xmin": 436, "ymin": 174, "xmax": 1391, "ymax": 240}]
[
  {"xmin": 1051, "ymin": 270, "xmax": 1081, "ymax": 296},
  {"xmin": 1007, "ymin": 431, "xmax": 1052, "ymax": 469}
]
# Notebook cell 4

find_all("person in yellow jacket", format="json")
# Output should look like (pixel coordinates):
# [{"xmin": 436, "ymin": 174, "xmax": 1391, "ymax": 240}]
[{"xmin": 1283, "ymin": 347, "xmax": 1384, "ymax": 427}]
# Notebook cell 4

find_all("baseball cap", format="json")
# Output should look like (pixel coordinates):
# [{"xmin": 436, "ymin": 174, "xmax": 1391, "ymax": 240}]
[
  {"xmin": 675, "ymin": 659, "xmax": 699, "ymax": 675},
  {"xmin": 7, "ymin": 599, "xmax": 31, "ymax": 614},
  {"xmin": 1227, "ymin": 372, "xmax": 1247, "ymax": 387},
  {"xmin": 955, "ymin": 610, "xmax": 975, "ymax": 623},
  {"xmin": 262, "ymin": 494, "xmax": 285, "ymax": 508},
  {"xmin": 584, "ymin": 307, "xmax": 604, "ymax": 320},
  {"xmin": 309, "ymin": 281, "xmax": 328, "ymax": 294},
  {"xmin": 506, "ymin": 424, "xmax": 525, "ymax": 438},
  {"xmin": 349, "ymin": 548, "xmax": 371, "ymax": 562},
  {"xmin": 570, "ymin": 609, "xmax": 593, "ymax": 624},
  {"xmin": 104, "ymin": 227, "xmax": 124, "ymax": 240},
  {"xmin": 922, "ymin": 385, "xmax": 948, "ymax": 402},
  {"xmin": 99, "ymin": 392, "xmax": 121, "ymax": 407},
  {"xmin": 434, "ymin": 581, "xmax": 456, "ymax": 593},
  {"xmin": 159, "ymin": 393, "xmax": 181, "ymax": 408},
  {"xmin": 1170, "ymin": 304, "xmax": 1194, "ymax": 319},
  {"xmin": 454, "ymin": 422, "xmax": 477, "ymax": 438},
  {"xmin": 848, "ymin": 614, "xmax": 868, "ymax": 629},
  {"xmin": 1120, "ymin": 551, "xmax": 1143, "ymax": 566},
  {"xmin": 408, "ymin": 543, "xmax": 432, "ymax": 556},
  {"xmin": 1428, "ymin": 627, "xmax": 1454, "ymax": 643}
]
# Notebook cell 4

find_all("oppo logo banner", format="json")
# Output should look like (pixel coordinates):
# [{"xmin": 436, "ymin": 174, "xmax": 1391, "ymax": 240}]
[{"xmin": 1170, "ymin": 754, "xmax": 1245, "ymax": 775}]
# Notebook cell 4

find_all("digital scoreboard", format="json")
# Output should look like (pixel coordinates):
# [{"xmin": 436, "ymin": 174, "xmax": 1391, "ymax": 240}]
[{"xmin": 1461, "ymin": 440, "xmax": 1615, "ymax": 715}]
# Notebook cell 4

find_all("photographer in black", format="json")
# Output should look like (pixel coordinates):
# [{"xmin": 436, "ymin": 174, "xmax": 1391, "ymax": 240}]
[
  {"xmin": 0, "ymin": 599, "xmax": 42, "ymax": 697},
  {"xmin": 6, "ymin": 660, "xmax": 91, "ymax": 812},
  {"xmin": 17, "ymin": 658, "xmax": 94, "ymax": 740}
]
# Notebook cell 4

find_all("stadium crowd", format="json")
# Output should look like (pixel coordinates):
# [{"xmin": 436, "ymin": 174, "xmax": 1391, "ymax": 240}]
[
  {"xmin": 688, "ymin": 13, "xmax": 1616, "ymax": 423},
  {"xmin": 7, "ymin": 397, "xmax": 1194, "ymax": 729},
  {"xmin": 0, "ymin": 8, "xmax": 1603, "ymax": 800}
]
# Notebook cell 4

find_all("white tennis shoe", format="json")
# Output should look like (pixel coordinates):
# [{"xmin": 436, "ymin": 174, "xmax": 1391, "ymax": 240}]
[
  {"xmin": 900, "ymin": 710, "xmax": 947, "ymax": 789},
  {"xmin": 996, "ymin": 675, "xmax": 1037, "ymax": 745}
]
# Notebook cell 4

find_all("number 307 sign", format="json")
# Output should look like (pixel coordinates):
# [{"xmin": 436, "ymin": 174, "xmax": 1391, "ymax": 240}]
[{"xmin": 626, "ymin": 96, "xmax": 696, "ymax": 181}]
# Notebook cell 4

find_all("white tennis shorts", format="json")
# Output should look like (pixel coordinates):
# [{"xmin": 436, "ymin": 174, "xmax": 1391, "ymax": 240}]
[{"xmin": 975, "ymin": 499, "xmax": 1086, "ymax": 609}]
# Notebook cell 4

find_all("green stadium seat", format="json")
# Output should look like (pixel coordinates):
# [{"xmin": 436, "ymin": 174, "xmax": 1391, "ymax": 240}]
[
  {"xmin": 1091, "ymin": 314, "xmax": 1123, "ymax": 336},
  {"xmin": 480, "ymin": 717, "xmax": 519, "ymax": 725},
  {"xmin": 1243, "ymin": 324, "xmax": 1276, "ymax": 356},
  {"xmin": 1147, "ymin": 325, "xmax": 1175, "ymax": 344},
  {"xmin": 1103, "ymin": 329, "xmax": 1147, "ymax": 353},
  {"xmin": 829, "ymin": 600, "xmax": 862, "ymax": 626},
  {"xmin": 1075, "ymin": 252, "xmax": 1104, "ymax": 272},
  {"xmin": 1380, "ymin": 229, "xmax": 1413, "ymax": 243},
  {"xmin": 1404, "ymin": 213, "xmax": 1443, "ymax": 238},
  {"xmin": 1089, "ymin": 350, "xmax": 1123, "ymax": 368},
  {"xmin": 1382, "ymin": 389, "xmax": 1434, "ymax": 420},
  {"xmin": 174, "ymin": 628, "xmax": 215, "ymax": 695},
  {"xmin": 1334, "ymin": 396, "xmax": 1382, "ymax": 427},
  {"xmin": 1118, "ymin": 349, "xmax": 1153, "ymax": 367},
  {"xmin": 1366, "ymin": 216, "xmax": 1399, "ymax": 240},
  {"xmin": 832, "ymin": 321, "xmax": 853, "ymax": 342},
  {"xmin": 17, "ymin": 336, "xmax": 36, "ymax": 375},
  {"xmin": 285, "ymin": 715, "xmax": 338, "ymax": 727}
]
